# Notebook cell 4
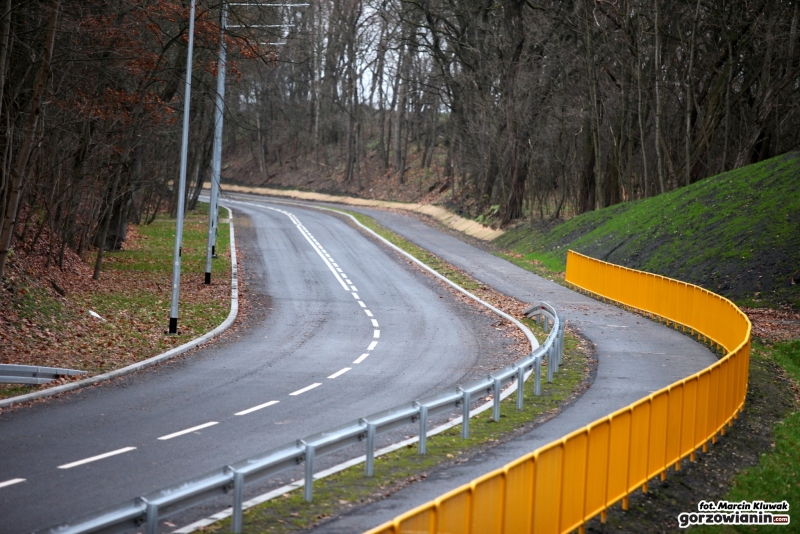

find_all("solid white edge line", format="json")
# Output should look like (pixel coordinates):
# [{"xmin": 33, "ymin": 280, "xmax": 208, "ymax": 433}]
[
  {"xmin": 324, "ymin": 205, "xmax": 540, "ymax": 350},
  {"xmin": 171, "ymin": 370, "xmax": 530, "ymax": 534},
  {"xmin": 58, "ymin": 447, "xmax": 137, "ymax": 469},
  {"xmin": 264, "ymin": 206, "xmax": 350, "ymax": 291},
  {"xmin": 289, "ymin": 383, "xmax": 322, "ymax": 396},
  {"xmin": 353, "ymin": 354, "xmax": 369, "ymax": 364},
  {"xmin": 235, "ymin": 400, "xmax": 279, "ymax": 416},
  {"xmin": 0, "ymin": 204, "xmax": 239, "ymax": 410},
  {"xmin": 327, "ymin": 368, "xmax": 351, "ymax": 379},
  {"xmin": 158, "ymin": 422, "xmax": 219, "ymax": 441},
  {"xmin": 171, "ymin": 194, "xmax": 541, "ymax": 534},
  {"xmin": 0, "ymin": 478, "xmax": 25, "ymax": 489}
]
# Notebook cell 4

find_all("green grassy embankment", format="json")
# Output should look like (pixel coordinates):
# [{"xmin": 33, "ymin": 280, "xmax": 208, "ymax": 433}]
[
  {"xmin": 490, "ymin": 153, "xmax": 799, "ymax": 531},
  {"xmin": 495, "ymin": 151, "xmax": 800, "ymax": 309}
]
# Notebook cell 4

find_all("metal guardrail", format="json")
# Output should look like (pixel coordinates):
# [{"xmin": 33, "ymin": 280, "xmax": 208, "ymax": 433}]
[
  {"xmin": 367, "ymin": 250, "xmax": 752, "ymax": 534},
  {"xmin": 0, "ymin": 364, "xmax": 86, "ymax": 385},
  {"xmin": 42, "ymin": 303, "xmax": 564, "ymax": 534}
]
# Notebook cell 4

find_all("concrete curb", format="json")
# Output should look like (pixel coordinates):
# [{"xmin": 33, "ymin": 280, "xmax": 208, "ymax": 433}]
[{"xmin": 0, "ymin": 206, "xmax": 238, "ymax": 410}]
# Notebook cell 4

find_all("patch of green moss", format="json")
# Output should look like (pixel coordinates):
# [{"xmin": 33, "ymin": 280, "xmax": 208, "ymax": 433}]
[{"xmin": 495, "ymin": 152, "xmax": 800, "ymax": 309}]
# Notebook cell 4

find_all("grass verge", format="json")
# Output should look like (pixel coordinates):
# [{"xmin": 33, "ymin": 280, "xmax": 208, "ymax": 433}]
[
  {"xmin": 202, "ymin": 210, "xmax": 592, "ymax": 533},
  {"xmin": 0, "ymin": 203, "xmax": 231, "ymax": 400},
  {"xmin": 690, "ymin": 340, "xmax": 800, "ymax": 534}
]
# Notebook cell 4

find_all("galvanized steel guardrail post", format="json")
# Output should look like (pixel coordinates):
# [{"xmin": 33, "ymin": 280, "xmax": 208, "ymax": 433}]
[{"xmin": 41, "ymin": 302, "xmax": 564, "ymax": 534}]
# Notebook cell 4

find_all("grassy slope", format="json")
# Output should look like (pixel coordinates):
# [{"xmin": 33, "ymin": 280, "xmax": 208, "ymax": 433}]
[
  {"xmin": 495, "ymin": 151, "xmax": 800, "ymax": 308},
  {"xmin": 0, "ymin": 204, "xmax": 230, "ymax": 399},
  {"xmin": 492, "ymin": 155, "xmax": 799, "ymax": 530}
]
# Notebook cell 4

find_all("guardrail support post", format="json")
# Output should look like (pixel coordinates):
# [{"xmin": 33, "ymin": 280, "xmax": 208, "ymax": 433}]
[
  {"xmin": 516, "ymin": 365, "xmax": 525, "ymax": 410},
  {"xmin": 232, "ymin": 470, "xmax": 244, "ymax": 534},
  {"xmin": 547, "ymin": 345, "xmax": 554, "ymax": 383},
  {"xmin": 461, "ymin": 388, "xmax": 470, "ymax": 439},
  {"xmin": 534, "ymin": 355, "xmax": 541, "ymax": 395},
  {"xmin": 365, "ymin": 423, "xmax": 376, "ymax": 476},
  {"xmin": 418, "ymin": 404, "xmax": 428, "ymax": 454},
  {"xmin": 492, "ymin": 378, "xmax": 502, "ymax": 422},
  {"xmin": 303, "ymin": 444, "xmax": 315, "ymax": 502},
  {"xmin": 145, "ymin": 501, "xmax": 158, "ymax": 534}
]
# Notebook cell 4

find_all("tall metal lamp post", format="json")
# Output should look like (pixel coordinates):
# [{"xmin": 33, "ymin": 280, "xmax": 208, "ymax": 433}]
[
  {"xmin": 168, "ymin": 0, "xmax": 197, "ymax": 334},
  {"xmin": 205, "ymin": 1, "xmax": 228, "ymax": 285},
  {"xmin": 202, "ymin": 2, "xmax": 308, "ymax": 287}
]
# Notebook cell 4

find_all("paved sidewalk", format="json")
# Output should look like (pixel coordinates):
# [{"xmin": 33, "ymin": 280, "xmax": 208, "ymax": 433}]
[{"xmin": 305, "ymin": 205, "xmax": 718, "ymax": 533}]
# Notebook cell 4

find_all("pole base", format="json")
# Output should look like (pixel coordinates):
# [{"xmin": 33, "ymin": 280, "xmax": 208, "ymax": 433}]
[
  {"xmin": 205, "ymin": 272, "xmax": 211, "ymax": 285},
  {"xmin": 168, "ymin": 317, "xmax": 178, "ymax": 335}
]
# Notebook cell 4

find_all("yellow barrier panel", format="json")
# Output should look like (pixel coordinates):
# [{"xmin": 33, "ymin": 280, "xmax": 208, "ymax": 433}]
[{"xmin": 367, "ymin": 251, "xmax": 751, "ymax": 534}]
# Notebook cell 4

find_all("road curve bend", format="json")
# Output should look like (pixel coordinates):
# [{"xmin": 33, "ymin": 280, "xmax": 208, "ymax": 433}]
[{"xmin": 0, "ymin": 201, "xmax": 517, "ymax": 533}]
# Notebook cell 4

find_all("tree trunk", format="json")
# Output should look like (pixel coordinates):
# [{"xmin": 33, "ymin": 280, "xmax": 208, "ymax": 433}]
[
  {"xmin": 653, "ymin": 0, "xmax": 665, "ymax": 194},
  {"xmin": 0, "ymin": 0, "xmax": 60, "ymax": 281}
]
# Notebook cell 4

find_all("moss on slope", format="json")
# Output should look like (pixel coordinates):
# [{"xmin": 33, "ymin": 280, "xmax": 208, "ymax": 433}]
[{"xmin": 495, "ymin": 151, "xmax": 800, "ymax": 308}]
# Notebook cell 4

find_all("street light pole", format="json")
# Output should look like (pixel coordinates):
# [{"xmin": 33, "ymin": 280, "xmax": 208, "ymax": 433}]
[
  {"xmin": 205, "ymin": 1, "xmax": 228, "ymax": 285},
  {"xmin": 168, "ymin": 0, "xmax": 197, "ymax": 334},
  {"xmin": 203, "ymin": 3, "xmax": 306, "ymax": 284}
]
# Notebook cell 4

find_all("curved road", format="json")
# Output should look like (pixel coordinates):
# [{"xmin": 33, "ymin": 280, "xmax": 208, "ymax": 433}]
[
  {"xmin": 223, "ymin": 196, "xmax": 720, "ymax": 534},
  {"xmin": 0, "ymin": 201, "xmax": 511, "ymax": 533}
]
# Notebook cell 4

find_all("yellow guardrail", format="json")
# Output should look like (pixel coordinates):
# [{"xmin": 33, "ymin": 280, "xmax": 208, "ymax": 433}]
[{"xmin": 367, "ymin": 250, "xmax": 751, "ymax": 534}]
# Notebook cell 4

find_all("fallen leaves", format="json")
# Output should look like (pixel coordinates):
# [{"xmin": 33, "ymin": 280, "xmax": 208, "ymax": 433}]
[
  {"xmin": 741, "ymin": 307, "xmax": 800, "ymax": 342},
  {"xmin": 1, "ymin": 212, "xmax": 237, "ymax": 399}
]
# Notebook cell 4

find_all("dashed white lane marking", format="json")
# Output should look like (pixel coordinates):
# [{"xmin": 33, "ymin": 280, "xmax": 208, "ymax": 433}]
[
  {"xmin": 58, "ymin": 447, "xmax": 137, "ymax": 469},
  {"xmin": 289, "ymin": 383, "xmax": 322, "ymax": 396},
  {"xmin": 159, "ymin": 422, "xmax": 219, "ymax": 441},
  {"xmin": 0, "ymin": 478, "xmax": 25, "ymax": 489},
  {"xmin": 327, "ymin": 368, "xmax": 351, "ymax": 379},
  {"xmin": 235, "ymin": 401, "xmax": 280, "ymax": 416},
  {"xmin": 256, "ymin": 205, "xmax": 384, "ymax": 386}
]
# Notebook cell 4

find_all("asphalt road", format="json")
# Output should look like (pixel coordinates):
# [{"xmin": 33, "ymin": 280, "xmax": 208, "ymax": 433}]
[
  {"xmin": 239, "ymin": 198, "xmax": 719, "ymax": 534},
  {"xmin": 0, "ymin": 200, "xmax": 512, "ymax": 533}
]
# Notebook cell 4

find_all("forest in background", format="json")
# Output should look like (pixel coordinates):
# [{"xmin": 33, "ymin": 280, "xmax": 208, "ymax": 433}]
[{"xmin": 1, "ymin": 0, "xmax": 799, "ymax": 283}]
